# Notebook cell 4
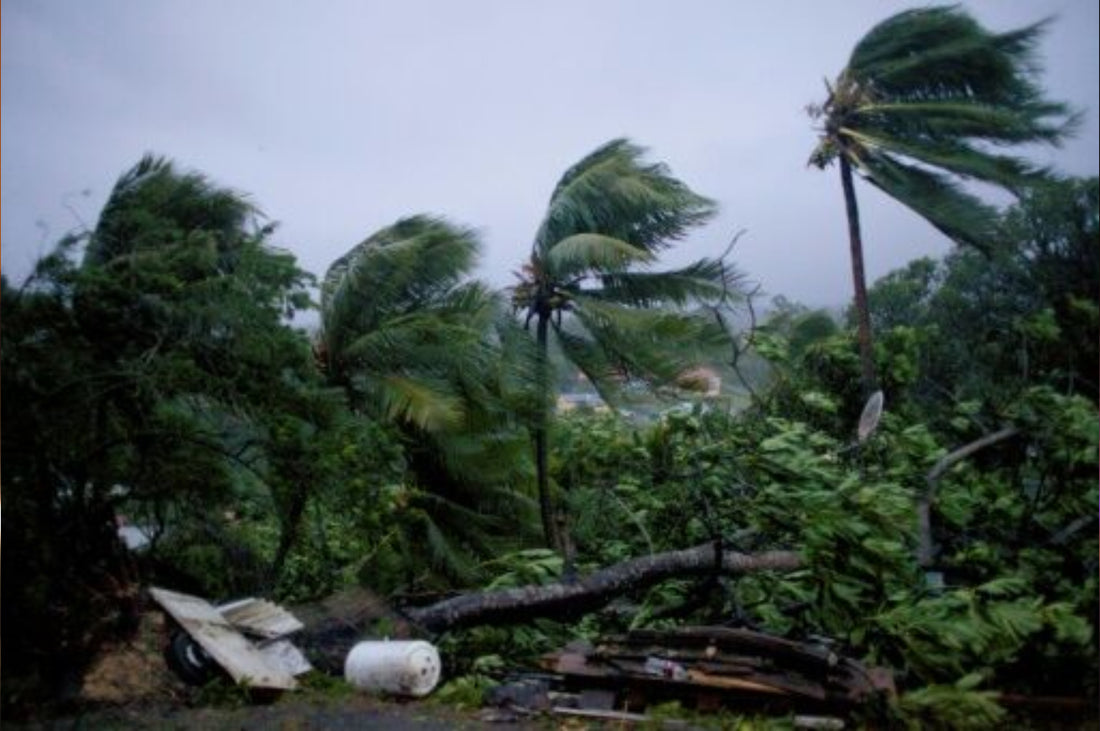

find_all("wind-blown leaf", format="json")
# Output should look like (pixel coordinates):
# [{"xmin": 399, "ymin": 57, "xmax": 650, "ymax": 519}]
[
  {"xmin": 544, "ymin": 233, "xmax": 654, "ymax": 279},
  {"xmin": 534, "ymin": 139, "xmax": 716, "ymax": 257},
  {"xmin": 596, "ymin": 257, "xmax": 739, "ymax": 307},
  {"xmin": 86, "ymin": 155, "xmax": 257, "ymax": 269},
  {"xmin": 858, "ymin": 153, "xmax": 1001, "ymax": 251}
]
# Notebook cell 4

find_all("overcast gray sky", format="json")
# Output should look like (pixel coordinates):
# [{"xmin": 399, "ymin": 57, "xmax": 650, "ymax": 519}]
[{"xmin": 3, "ymin": 1, "xmax": 1097, "ymax": 309}]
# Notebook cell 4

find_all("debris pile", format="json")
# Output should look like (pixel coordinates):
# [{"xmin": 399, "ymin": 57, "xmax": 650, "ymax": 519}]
[
  {"xmin": 540, "ymin": 626, "xmax": 893, "ymax": 716},
  {"xmin": 150, "ymin": 587, "xmax": 312, "ymax": 691}
]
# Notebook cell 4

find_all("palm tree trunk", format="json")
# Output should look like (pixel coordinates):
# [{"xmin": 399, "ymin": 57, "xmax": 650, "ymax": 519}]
[
  {"xmin": 839, "ymin": 156, "xmax": 878, "ymax": 395},
  {"xmin": 270, "ymin": 484, "xmax": 309, "ymax": 586},
  {"xmin": 534, "ymin": 311, "xmax": 562, "ymax": 553}
]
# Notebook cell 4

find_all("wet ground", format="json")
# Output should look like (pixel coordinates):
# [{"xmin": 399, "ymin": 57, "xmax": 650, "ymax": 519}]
[{"xmin": 2, "ymin": 696, "xmax": 551, "ymax": 730}]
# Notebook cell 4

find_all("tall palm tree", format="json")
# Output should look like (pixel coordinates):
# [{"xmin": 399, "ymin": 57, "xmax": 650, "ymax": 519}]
[
  {"xmin": 320, "ymin": 215, "xmax": 539, "ymax": 583},
  {"xmin": 511, "ymin": 139, "xmax": 737, "ymax": 554},
  {"xmin": 808, "ymin": 6, "xmax": 1077, "ymax": 393}
]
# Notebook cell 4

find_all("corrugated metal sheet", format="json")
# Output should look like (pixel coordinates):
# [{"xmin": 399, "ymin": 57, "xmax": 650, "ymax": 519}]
[
  {"xmin": 219, "ymin": 598, "xmax": 305, "ymax": 639},
  {"xmin": 150, "ymin": 587, "xmax": 299, "ymax": 690}
]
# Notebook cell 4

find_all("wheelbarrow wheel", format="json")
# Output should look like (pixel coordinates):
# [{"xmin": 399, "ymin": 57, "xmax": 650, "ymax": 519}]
[{"xmin": 165, "ymin": 629, "xmax": 217, "ymax": 685}]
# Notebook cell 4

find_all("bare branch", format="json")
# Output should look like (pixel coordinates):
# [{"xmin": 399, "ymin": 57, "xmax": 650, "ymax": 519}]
[{"xmin": 918, "ymin": 426, "xmax": 1020, "ymax": 567}]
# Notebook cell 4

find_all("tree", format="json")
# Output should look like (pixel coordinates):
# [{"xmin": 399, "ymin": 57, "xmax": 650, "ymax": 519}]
[
  {"xmin": 318, "ymin": 216, "xmax": 539, "ymax": 585},
  {"xmin": 1, "ymin": 156, "xmax": 318, "ymax": 710},
  {"xmin": 850, "ymin": 176, "xmax": 1099, "ymax": 418},
  {"xmin": 808, "ymin": 5, "xmax": 1077, "ymax": 394},
  {"xmin": 510, "ymin": 138, "xmax": 737, "ymax": 556},
  {"xmin": 1001, "ymin": 176, "xmax": 1099, "ymax": 397}
]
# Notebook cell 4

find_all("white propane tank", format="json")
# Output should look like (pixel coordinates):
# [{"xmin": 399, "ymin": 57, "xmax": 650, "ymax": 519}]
[{"xmin": 344, "ymin": 640, "xmax": 442, "ymax": 697}]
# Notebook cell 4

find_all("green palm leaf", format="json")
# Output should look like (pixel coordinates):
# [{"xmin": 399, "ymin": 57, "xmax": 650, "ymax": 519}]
[
  {"xmin": 513, "ymin": 137, "xmax": 739, "ymax": 554},
  {"xmin": 858, "ymin": 153, "xmax": 1001, "ymax": 251},
  {"xmin": 534, "ymin": 138, "xmax": 716, "ymax": 257},
  {"xmin": 596, "ymin": 257, "xmax": 738, "ymax": 307},
  {"xmin": 544, "ymin": 233, "xmax": 654, "ymax": 279}
]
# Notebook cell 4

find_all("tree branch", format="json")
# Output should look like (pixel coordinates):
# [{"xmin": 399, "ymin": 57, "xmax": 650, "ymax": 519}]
[
  {"xmin": 918, "ymin": 425, "xmax": 1020, "ymax": 567},
  {"xmin": 405, "ymin": 543, "xmax": 802, "ymax": 632}
]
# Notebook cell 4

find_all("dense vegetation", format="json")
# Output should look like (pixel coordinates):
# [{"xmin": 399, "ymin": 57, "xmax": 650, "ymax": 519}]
[{"xmin": 2, "ymin": 7, "xmax": 1095, "ymax": 728}]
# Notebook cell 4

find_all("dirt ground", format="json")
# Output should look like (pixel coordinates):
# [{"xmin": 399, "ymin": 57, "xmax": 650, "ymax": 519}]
[{"xmin": 1, "ymin": 610, "xmax": 554, "ymax": 730}]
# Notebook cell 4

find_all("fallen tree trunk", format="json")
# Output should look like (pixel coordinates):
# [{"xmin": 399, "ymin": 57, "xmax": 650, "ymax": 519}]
[{"xmin": 405, "ymin": 544, "xmax": 803, "ymax": 633}]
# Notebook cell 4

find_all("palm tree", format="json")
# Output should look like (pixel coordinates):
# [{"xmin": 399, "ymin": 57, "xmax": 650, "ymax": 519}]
[
  {"xmin": 319, "ymin": 215, "xmax": 539, "ymax": 583},
  {"xmin": 511, "ymin": 139, "xmax": 737, "ymax": 555},
  {"xmin": 808, "ymin": 6, "xmax": 1077, "ymax": 393}
]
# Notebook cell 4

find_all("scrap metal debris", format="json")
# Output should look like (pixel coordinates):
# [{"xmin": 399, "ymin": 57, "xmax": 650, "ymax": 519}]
[
  {"xmin": 150, "ymin": 587, "xmax": 312, "ymax": 690},
  {"xmin": 540, "ymin": 626, "xmax": 893, "ymax": 717}
]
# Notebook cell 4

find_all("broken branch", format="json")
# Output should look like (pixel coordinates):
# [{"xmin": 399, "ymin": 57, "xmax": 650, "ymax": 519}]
[{"xmin": 405, "ymin": 544, "xmax": 802, "ymax": 632}]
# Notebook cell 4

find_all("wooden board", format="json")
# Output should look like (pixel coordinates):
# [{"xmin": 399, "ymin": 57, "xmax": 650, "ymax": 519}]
[{"xmin": 150, "ymin": 587, "xmax": 298, "ymax": 690}]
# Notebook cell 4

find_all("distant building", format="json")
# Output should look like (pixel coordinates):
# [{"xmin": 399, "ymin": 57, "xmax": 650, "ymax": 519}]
[
  {"xmin": 556, "ymin": 392, "xmax": 609, "ymax": 413},
  {"xmin": 677, "ymin": 367, "xmax": 721, "ymax": 397}
]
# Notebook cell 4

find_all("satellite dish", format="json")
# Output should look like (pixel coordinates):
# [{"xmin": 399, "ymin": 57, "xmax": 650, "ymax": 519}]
[{"xmin": 857, "ymin": 390, "xmax": 884, "ymax": 443}]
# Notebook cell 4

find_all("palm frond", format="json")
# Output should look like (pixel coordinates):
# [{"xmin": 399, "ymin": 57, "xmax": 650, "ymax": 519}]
[
  {"xmin": 850, "ymin": 8, "xmax": 1046, "ymax": 103},
  {"xmin": 594, "ymin": 257, "xmax": 739, "ymax": 307},
  {"xmin": 813, "ymin": 6, "xmax": 1077, "ymax": 254},
  {"xmin": 841, "ymin": 126, "xmax": 1046, "ymax": 191},
  {"xmin": 565, "ymin": 297, "xmax": 727, "ymax": 392},
  {"xmin": 375, "ymin": 374, "xmax": 465, "ymax": 432},
  {"xmin": 321, "ymin": 215, "xmax": 479, "ymax": 351},
  {"xmin": 552, "ymin": 324, "xmax": 624, "ymax": 403},
  {"xmin": 322, "ymin": 217, "xmax": 480, "ymax": 365},
  {"xmin": 853, "ymin": 101, "xmax": 1074, "ymax": 145},
  {"xmin": 544, "ymin": 233, "xmax": 654, "ymax": 280},
  {"xmin": 858, "ymin": 153, "xmax": 1002, "ymax": 252},
  {"xmin": 534, "ymin": 139, "xmax": 716, "ymax": 258}
]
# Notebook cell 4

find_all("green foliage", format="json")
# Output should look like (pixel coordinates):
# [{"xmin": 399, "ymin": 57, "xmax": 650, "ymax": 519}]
[
  {"xmin": 2, "ymin": 156, "xmax": 360, "ymax": 711},
  {"xmin": 552, "ymin": 365, "xmax": 1096, "ymax": 705},
  {"xmin": 511, "ymin": 138, "xmax": 740, "ymax": 552},
  {"xmin": 2, "ymin": 65, "xmax": 1092, "ymax": 726},
  {"xmin": 895, "ymin": 674, "xmax": 1006, "ymax": 731},
  {"xmin": 484, "ymin": 549, "xmax": 564, "ymax": 589},
  {"xmin": 809, "ymin": 5, "xmax": 1076, "ymax": 389},
  {"xmin": 869, "ymin": 579, "xmax": 1088, "ymax": 682},
  {"xmin": 318, "ymin": 215, "xmax": 540, "ymax": 590},
  {"xmin": 192, "ymin": 676, "xmax": 255, "ymax": 709},
  {"xmin": 296, "ymin": 671, "xmax": 357, "ymax": 700},
  {"xmin": 431, "ymin": 655, "xmax": 503, "ymax": 709}
]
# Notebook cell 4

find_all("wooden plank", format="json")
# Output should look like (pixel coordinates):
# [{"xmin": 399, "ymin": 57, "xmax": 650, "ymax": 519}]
[
  {"xmin": 150, "ymin": 587, "xmax": 297, "ymax": 690},
  {"xmin": 685, "ymin": 669, "xmax": 788, "ymax": 695}
]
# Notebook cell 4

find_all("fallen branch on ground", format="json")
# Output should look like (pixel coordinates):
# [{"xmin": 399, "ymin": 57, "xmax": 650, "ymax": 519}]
[{"xmin": 405, "ymin": 544, "xmax": 803, "ymax": 633}]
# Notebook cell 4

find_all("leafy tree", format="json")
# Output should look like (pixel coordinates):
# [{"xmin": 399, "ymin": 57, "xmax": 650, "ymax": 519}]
[
  {"xmin": 1001, "ymin": 176, "xmax": 1099, "ymax": 396},
  {"xmin": 1, "ymin": 156, "xmax": 319, "ymax": 710},
  {"xmin": 853, "ymin": 176, "xmax": 1098, "ymax": 416},
  {"xmin": 318, "ymin": 216, "xmax": 539, "ymax": 585},
  {"xmin": 510, "ymin": 138, "xmax": 737, "ymax": 554},
  {"xmin": 808, "ymin": 5, "xmax": 1077, "ymax": 393}
]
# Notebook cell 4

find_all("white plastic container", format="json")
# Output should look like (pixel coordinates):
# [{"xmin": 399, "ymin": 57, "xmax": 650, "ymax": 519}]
[{"xmin": 344, "ymin": 640, "xmax": 442, "ymax": 697}]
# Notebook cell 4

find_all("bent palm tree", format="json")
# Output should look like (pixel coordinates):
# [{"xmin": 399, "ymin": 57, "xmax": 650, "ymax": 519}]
[
  {"xmin": 320, "ymin": 216, "xmax": 538, "ymax": 582},
  {"xmin": 512, "ymin": 139, "xmax": 737, "ymax": 554},
  {"xmin": 809, "ymin": 6, "xmax": 1077, "ymax": 393}
]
